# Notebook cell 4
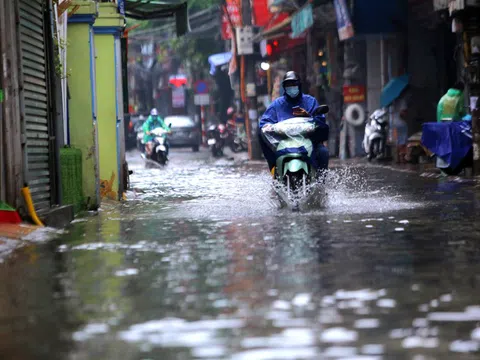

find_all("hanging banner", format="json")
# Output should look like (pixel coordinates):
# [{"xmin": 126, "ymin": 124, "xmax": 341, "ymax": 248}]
[
  {"xmin": 117, "ymin": 0, "xmax": 125, "ymax": 15},
  {"xmin": 222, "ymin": 0, "xmax": 241, "ymax": 40},
  {"xmin": 172, "ymin": 87, "xmax": 185, "ymax": 108},
  {"xmin": 333, "ymin": 0, "xmax": 355, "ymax": 41},
  {"xmin": 291, "ymin": 3, "xmax": 314, "ymax": 39}
]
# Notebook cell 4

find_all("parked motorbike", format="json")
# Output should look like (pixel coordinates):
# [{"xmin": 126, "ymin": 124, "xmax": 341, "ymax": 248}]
[
  {"xmin": 363, "ymin": 108, "xmax": 388, "ymax": 161},
  {"xmin": 262, "ymin": 105, "xmax": 329, "ymax": 210},
  {"xmin": 135, "ymin": 116, "xmax": 146, "ymax": 153},
  {"xmin": 207, "ymin": 124, "xmax": 228, "ymax": 157},
  {"xmin": 226, "ymin": 120, "xmax": 247, "ymax": 153},
  {"xmin": 148, "ymin": 127, "xmax": 170, "ymax": 165}
]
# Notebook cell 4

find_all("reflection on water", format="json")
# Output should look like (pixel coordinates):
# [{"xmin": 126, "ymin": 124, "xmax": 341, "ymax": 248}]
[{"xmin": 2, "ymin": 150, "xmax": 480, "ymax": 359}]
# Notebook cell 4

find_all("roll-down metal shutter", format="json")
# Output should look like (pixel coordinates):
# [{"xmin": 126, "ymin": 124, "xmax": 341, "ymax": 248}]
[{"xmin": 18, "ymin": 0, "xmax": 52, "ymax": 213}]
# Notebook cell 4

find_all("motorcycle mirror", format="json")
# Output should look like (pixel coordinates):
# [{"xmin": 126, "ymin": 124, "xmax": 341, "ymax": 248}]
[{"xmin": 314, "ymin": 105, "xmax": 329, "ymax": 115}]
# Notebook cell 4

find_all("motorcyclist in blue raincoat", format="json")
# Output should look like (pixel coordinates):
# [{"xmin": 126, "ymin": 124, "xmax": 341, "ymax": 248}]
[
  {"xmin": 143, "ymin": 108, "xmax": 171, "ymax": 157},
  {"xmin": 259, "ymin": 71, "xmax": 329, "ymax": 173}
]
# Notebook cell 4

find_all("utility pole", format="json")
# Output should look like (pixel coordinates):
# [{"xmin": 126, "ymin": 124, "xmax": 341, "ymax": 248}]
[{"xmin": 240, "ymin": 0, "xmax": 262, "ymax": 160}]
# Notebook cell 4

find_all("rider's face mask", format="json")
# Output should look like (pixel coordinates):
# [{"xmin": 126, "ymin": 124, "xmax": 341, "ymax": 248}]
[{"xmin": 285, "ymin": 86, "xmax": 300, "ymax": 98}]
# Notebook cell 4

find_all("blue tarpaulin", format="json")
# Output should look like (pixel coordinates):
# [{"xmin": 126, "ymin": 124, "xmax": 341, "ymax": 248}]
[
  {"xmin": 380, "ymin": 74, "xmax": 409, "ymax": 108},
  {"xmin": 208, "ymin": 52, "xmax": 232, "ymax": 75},
  {"xmin": 421, "ymin": 121, "xmax": 472, "ymax": 169}
]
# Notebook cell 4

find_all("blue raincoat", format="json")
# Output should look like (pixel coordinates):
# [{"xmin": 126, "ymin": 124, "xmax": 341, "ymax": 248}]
[
  {"xmin": 421, "ymin": 121, "xmax": 472, "ymax": 169},
  {"xmin": 259, "ymin": 94, "xmax": 329, "ymax": 170}
]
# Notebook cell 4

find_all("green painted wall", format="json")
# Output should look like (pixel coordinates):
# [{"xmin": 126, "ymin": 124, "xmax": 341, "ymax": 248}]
[
  {"xmin": 67, "ymin": 24, "xmax": 99, "ymax": 209},
  {"xmin": 95, "ymin": 35, "xmax": 119, "ymax": 200}
]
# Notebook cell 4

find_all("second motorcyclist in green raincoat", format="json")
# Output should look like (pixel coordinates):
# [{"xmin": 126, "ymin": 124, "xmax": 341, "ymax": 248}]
[{"xmin": 143, "ymin": 108, "xmax": 171, "ymax": 157}]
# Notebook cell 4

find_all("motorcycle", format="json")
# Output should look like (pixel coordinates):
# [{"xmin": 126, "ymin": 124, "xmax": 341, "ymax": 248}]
[
  {"xmin": 363, "ymin": 108, "xmax": 388, "ymax": 161},
  {"xmin": 135, "ymin": 116, "xmax": 146, "ymax": 153},
  {"xmin": 147, "ymin": 127, "xmax": 170, "ymax": 165},
  {"xmin": 207, "ymin": 124, "xmax": 228, "ymax": 157},
  {"xmin": 262, "ymin": 105, "xmax": 329, "ymax": 210},
  {"xmin": 226, "ymin": 120, "xmax": 248, "ymax": 153}
]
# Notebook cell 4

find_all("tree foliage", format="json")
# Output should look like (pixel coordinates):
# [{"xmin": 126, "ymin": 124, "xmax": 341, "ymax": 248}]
[{"xmin": 127, "ymin": 0, "xmax": 223, "ymax": 81}]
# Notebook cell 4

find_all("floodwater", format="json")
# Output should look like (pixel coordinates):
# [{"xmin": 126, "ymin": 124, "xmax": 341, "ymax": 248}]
[{"xmin": 2, "ymin": 148, "xmax": 480, "ymax": 360}]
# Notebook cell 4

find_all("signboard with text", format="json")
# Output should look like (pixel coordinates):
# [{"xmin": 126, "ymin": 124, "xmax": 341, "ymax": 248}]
[
  {"xmin": 172, "ymin": 87, "xmax": 185, "ymax": 108},
  {"xmin": 222, "ymin": 0, "xmax": 241, "ymax": 40},
  {"xmin": 194, "ymin": 94, "xmax": 210, "ymax": 106},
  {"xmin": 343, "ymin": 85, "xmax": 365, "ymax": 103}
]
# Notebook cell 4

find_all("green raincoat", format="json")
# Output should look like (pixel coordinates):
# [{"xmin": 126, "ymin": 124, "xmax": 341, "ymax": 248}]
[
  {"xmin": 142, "ymin": 115, "xmax": 170, "ymax": 143},
  {"xmin": 437, "ymin": 88, "xmax": 466, "ymax": 122}
]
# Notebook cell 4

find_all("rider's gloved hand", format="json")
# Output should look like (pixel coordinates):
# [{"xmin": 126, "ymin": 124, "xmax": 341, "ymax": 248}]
[
  {"xmin": 293, "ymin": 107, "xmax": 310, "ymax": 117},
  {"xmin": 262, "ymin": 124, "xmax": 274, "ymax": 133}
]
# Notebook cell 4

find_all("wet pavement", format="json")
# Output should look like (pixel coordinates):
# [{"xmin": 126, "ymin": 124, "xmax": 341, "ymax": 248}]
[{"xmin": 2, "ymin": 148, "xmax": 480, "ymax": 359}]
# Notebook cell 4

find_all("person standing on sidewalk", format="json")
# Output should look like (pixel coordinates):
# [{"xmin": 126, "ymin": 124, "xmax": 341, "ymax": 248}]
[
  {"xmin": 392, "ymin": 90, "xmax": 410, "ymax": 163},
  {"xmin": 437, "ymin": 82, "xmax": 466, "ymax": 122}
]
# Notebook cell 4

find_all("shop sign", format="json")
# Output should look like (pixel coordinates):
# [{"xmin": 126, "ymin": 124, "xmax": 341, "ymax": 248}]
[
  {"xmin": 343, "ymin": 85, "xmax": 365, "ymax": 103},
  {"xmin": 172, "ymin": 87, "xmax": 185, "ymax": 108},
  {"xmin": 236, "ymin": 26, "xmax": 254, "ymax": 55},
  {"xmin": 222, "ymin": 0, "xmax": 241, "ymax": 40},
  {"xmin": 333, "ymin": 0, "xmax": 354, "ymax": 41},
  {"xmin": 433, "ymin": 0, "xmax": 480, "ymax": 13},
  {"xmin": 246, "ymin": 83, "xmax": 256, "ymax": 97},
  {"xmin": 291, "ymin": 4, "xmax": 314, "ymax": 39}
]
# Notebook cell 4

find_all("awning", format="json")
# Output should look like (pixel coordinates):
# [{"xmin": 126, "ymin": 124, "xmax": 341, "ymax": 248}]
[
  {"xmin": 208, "ymin": 52, "xmax": 232, "ymax": 75},
  {"xmin": 255, "ymin": 15, "xmax": 292, "ymax": 41},
  {"xmin": 169, "ymin": 74, "xmax": 187, "ymax": 87},
  {"xmin": 380, "ymin": 74, "xmax": 409, "ymax": 108},
  {"xmin": 123, "ymin": 0, "xmax": 187, "ymax": 20}
]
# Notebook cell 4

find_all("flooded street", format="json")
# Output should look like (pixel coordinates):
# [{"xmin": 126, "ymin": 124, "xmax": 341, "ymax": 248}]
[{"xmin": 2, "ymin": 148, "xmax": 480, "ymax": 359}]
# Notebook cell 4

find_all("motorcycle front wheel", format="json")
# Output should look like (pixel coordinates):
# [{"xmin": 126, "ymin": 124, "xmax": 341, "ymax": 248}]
[
  {"xmin": 211, "ymin": 145, "xmax": 223, "ymax": 157},
  {"xmin": 286, "ymin": 171, "xmax": 309, "ymax": 211},
  {"xmin": 368, "ymin": 139, "xmax": 380, "ymax": 161},
  {"xmin": 230, "ymin": 140, "xmax": 243, "ymax": 153},
  {"xmin": 153, "ymin": 151, "xmax": 167, "ymax": 165}
]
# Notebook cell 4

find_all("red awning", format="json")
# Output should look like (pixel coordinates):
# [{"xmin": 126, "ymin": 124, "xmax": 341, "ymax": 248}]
[{"xmin": 169, "ymin": 75, "xmax": 187, "ymax": 87}]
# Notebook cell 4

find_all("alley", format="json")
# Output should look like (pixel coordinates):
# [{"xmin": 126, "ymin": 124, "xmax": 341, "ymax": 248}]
[{"xmin": 1, "ymin": 150, "xmax": 480, "ymax": 359}]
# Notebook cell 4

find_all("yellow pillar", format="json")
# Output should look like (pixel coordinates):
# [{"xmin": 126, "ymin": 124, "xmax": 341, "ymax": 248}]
[
  {"xmin": 94, "ymin": 3, "xmax": 125, "ymax": 201},
  {"xmin": 67, "ymin": 1, "xmax": 100, "ymax": 210}
]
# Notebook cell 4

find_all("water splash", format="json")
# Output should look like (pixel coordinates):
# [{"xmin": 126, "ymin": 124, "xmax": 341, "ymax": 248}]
[{"xmin": 126, "ymin": 149, "xmax": 424, "ymax": 220}]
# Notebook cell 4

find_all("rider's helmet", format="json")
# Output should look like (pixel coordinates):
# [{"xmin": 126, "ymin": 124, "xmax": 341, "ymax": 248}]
[
  {"xmin": 150, "ymin": 108, "xmax": 159, "ymax": 116},
  {"xmin": 282, "ymin": 71, "xmax": 302, "ymax": 99},
  {"xmin": 227, "ymin": 107, "xmax": 235, "ymax": 115}
]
